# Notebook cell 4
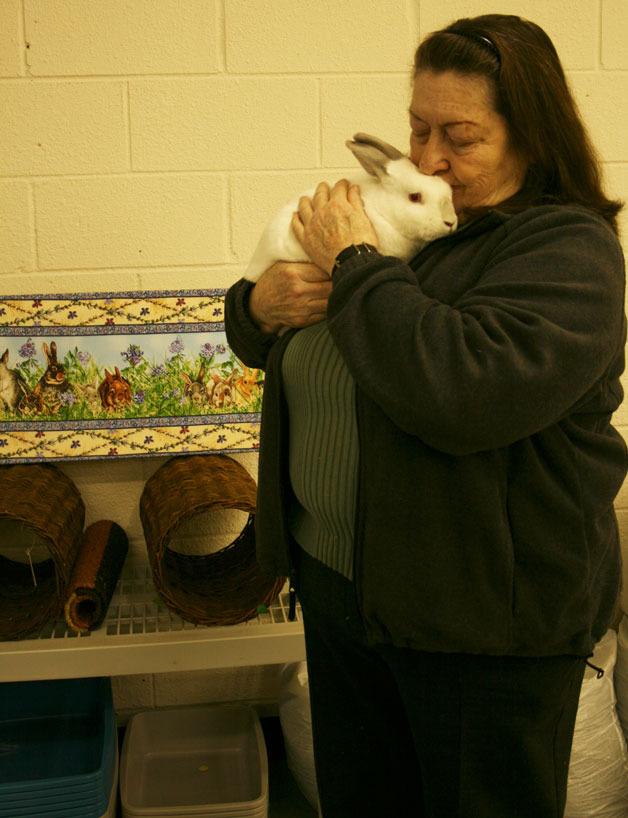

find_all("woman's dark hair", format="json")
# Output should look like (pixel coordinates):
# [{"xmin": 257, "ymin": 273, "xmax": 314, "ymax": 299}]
[{"xmin": 414, "ymin": 14, "xmax": 623, "ymax": 233}]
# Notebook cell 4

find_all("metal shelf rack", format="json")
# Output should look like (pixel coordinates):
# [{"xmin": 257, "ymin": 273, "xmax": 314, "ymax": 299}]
[{"xmin": 0, "ymin": 558, "xmax": 305, "ymax": 682}]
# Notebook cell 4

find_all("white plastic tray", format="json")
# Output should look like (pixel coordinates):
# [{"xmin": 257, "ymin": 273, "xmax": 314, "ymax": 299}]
[{"xmin": 121, "ymin": 704, "xmax": 268, "ymax": 817}]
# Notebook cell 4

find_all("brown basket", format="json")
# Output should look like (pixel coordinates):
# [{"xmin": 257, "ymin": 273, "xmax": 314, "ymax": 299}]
[
  {"xmin": 139, "ymin": 454, "xmax": 284, "ymax": 626},
  {"xmin": 0, "ymin": 464, "xmax": 85, "ymax": 640}
]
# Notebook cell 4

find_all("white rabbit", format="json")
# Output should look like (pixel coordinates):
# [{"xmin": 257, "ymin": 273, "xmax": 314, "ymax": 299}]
[{"xmin": 244, "ymin": 133, "xmax": 457, "ymax": 281}]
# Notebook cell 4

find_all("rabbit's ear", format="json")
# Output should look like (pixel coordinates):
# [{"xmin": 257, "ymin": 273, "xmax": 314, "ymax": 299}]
[
  {"xmin": 115, "ymin": 366, "xmax": 122, "ymax": 378},
  {"xmin": 346, "ymin": 139, "xmax": 393, "ymax": 179},
  {"xmin": 181, "ymin": 372, "xmax": 192, "ymax": 385},
  {"xmin": 351, "ymin": 133, "xmax": 404, "ymax": 161},
  {"xmin": 1, "ymin": 349, "xmax": 8, "ymax": 364},
  {"xmin": 49, "ymin": 341, "xmax": 58, "ymax": 361}
]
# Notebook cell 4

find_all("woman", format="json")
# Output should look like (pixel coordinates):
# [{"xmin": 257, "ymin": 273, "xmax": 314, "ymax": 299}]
[{"xmin": 226, "ymin": 14, "xmax": 626, "ymax": 818}]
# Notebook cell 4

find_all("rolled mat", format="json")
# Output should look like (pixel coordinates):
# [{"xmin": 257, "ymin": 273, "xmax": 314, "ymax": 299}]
[{"xmin": 64, "ymin": 520, "xmax": 129, "ymax": 633}]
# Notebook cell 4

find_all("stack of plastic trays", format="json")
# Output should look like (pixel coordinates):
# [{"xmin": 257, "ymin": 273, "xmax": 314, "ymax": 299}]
[
  {"xmin": 0, "ymin": 677, "xmax": 118, "ymax": 818},
  {"xmin": 121, "ymin": 704, "xmax": 269, "ymax": 818}
]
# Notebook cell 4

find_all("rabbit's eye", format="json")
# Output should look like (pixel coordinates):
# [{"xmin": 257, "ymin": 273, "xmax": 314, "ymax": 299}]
[{"xmin": 409, "ymin": 193, "xmax": 422, "ymax": 203}]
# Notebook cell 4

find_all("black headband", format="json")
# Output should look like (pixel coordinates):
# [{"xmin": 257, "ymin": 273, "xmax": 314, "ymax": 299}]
[{"xmin": 457, "ymin": 31, "xmax": 501, "ymax": 65}]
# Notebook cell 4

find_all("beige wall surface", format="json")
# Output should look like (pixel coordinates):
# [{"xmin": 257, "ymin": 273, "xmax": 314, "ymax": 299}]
[{"xmin": 1, "ymin": 0, "xmax": 627, "ymax": 709}]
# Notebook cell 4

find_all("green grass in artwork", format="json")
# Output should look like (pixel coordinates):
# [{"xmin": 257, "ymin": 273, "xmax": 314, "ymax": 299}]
[{"xmin": 1, "ymin": 339, "xmax": 262, "ymax": 422}]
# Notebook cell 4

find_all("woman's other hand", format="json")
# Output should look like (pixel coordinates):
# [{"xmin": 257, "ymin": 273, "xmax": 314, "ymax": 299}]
[
  {"xmin": 292, "ymin": 180, "xmax": 379, "ymax": 274},
  {"xmin": 248, "ymin": 261, "xmax": 333, "ymax": 335}
]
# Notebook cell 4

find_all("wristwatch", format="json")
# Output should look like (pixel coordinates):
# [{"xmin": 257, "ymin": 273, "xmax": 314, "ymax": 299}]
[{"xmin": 333, "ymin": 243, "xmax": 378, "ymax": 270}]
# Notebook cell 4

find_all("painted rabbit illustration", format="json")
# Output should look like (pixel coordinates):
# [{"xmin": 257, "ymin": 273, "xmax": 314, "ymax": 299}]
[
  {"xmin": 98, "ymin": 367, "xmax": 132, "ymax": 411},
  {"xmin": 30, "ymin": 341, "xmax": 72, "ymax": 414},
  {"xmin": 231, "ymin": 366, "xmax": 262, "ymax": 405},
  {"xmin": 206, "ymin": 372, "xmax": 234, "ymax": 409},
  {"xmin": 182, "ymin": 364, "xmax": 207, "ymax": 405},
  {"xmin": 0, "ymin": 349, "xmax": 30, "ymax": 413}
]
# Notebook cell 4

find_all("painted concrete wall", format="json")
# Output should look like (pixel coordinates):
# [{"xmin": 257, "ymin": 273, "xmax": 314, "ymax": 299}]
[{"xmin": 1, "ymin": 0, "xmax": 627, "ymax": 714}]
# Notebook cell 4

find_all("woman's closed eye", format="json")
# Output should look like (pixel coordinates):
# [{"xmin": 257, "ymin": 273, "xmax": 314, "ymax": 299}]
[
  {"xmin": 412, "ymin": 130, "xmax": 476, "ymax": 149},
  {"xmin": 447, "ymin": 135, "xmax": 476, "ymax": 150}
]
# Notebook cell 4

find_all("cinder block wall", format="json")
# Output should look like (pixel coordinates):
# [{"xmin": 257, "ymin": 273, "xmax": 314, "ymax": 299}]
[{"xmin": 1, "ymin": 0, "xmax": 627, "ymax": 714}]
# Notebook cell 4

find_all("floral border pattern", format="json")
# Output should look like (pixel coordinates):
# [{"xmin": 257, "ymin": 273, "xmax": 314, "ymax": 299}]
[{"xmin": 0, "ymin": 290, "xmax": 261, "ymax": 463}]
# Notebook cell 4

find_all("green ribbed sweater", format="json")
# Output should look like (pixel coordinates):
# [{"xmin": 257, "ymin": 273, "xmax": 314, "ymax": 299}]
[{"xmin": 281, "ymin": 322, "xmax": 358, "ymax": 579}]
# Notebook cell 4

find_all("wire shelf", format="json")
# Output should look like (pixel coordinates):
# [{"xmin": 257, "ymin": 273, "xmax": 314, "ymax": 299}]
[{"xmin": 0, "ymin": 558, "xmax": 305, "ymax": 682}]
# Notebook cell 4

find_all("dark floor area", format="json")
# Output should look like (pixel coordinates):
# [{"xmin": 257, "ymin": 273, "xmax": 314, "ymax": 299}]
[{"xmin": 262, "ymin": 715, "xmax": 319, "ymax": 818}]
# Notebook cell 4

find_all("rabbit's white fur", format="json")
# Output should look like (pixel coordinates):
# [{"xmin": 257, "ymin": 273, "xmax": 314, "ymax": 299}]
[{"xmin": 244, "ymin": 133, "xmax": 457, "ymax": 281}]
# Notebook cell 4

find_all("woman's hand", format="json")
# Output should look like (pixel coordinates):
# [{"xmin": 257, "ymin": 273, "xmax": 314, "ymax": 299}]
[
  {"xmin": 291, "ymin": 180, "xmax": 379, "ymax": 274},
  {"xmin": 248, "ymin": 261, "xmax": 333, "ymax": 335},
  {"xmin": 247, "ymin": 179, "xmax": 377, "ymax": 335}
]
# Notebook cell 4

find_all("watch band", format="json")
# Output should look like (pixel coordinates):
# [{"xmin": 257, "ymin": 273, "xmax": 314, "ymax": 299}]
[{"xmin": 333, "ymin": 243, "xmax": 378, "ymax": 270}]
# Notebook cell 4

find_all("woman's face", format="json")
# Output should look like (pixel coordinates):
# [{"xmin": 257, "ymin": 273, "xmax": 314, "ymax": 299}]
[{"xmin": 409, "ymin": 70, "xmax": 527, "ymax": 214}]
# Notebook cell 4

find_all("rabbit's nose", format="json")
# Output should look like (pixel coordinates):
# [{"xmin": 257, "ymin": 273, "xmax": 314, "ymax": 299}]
[{"xmin": 444, "ymin": 220, "xmax": 455, "ymax": 229}]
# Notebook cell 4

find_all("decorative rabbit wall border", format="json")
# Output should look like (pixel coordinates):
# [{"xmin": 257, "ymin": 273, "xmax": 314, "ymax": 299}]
[{"xmin": 0, "ymin": 290, "xmax": 261, "ymax": 463}]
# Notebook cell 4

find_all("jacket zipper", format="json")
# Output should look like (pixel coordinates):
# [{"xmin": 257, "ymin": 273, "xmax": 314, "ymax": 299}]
[
  {"xmin": 351, "ymin": 385, "xmax": 366, "ymax": 630},
  {"xmin": 271, "ymin": 328, "xmax": 300, "ymax": 623}
]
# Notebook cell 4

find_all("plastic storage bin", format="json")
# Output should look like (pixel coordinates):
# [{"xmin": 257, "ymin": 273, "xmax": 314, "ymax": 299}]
[
  {"xmin": 0, "ymin": 676, "xmax": 117, "ymax": 818},
  {"xmin": 121, "ymin": 704, "xmax": 268, "ymax": 817}
]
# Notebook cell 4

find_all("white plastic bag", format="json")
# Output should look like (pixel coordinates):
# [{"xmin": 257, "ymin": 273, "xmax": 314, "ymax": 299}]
[
  {"xmin": 615, "ymin": 616, "xmax": 628, "ymax": 744},
  {"xmin": 565, "ymin": 629, "xmax": 628, "ymax": 818},
  {"xmin": 278, "ymin": 661, "xmax": 319, "ymax": 811}
]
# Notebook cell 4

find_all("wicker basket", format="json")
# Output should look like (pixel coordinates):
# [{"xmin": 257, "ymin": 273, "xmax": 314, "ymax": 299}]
[
  {"xmin": 139, "ymin": 454, "xmax": 284, "ymax": 626},
  {"xmin": 0, "ymin": 464, "xmax": 85, "ymax": 640}
]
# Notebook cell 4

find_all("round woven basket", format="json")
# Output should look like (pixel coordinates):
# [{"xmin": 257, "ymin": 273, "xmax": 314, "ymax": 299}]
[
  {"xmin": 139, "ymin": 454, "xmax": 284, "ymax": 626},
  {"xmin": 0, "ymin": 464, "xmax": 85, "ymax": 640}
]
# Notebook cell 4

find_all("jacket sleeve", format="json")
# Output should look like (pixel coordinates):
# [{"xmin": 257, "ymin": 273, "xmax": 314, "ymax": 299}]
[
  {"xmin": 224, "ymin": 278, "xmax": 277, "ymax": 371},
  {"xmin": 326, "ymin": 207, "xmax": 626, "ymax": 455}
]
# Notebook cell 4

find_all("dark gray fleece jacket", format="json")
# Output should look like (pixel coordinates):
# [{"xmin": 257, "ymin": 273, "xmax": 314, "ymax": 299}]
[{"xmin": 225, "ymin": 205, "xmax": 627, "ymax": 657}]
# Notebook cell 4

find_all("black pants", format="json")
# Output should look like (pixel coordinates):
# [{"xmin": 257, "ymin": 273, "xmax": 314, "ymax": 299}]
[{"xmin": 293, "ymin": 546, "xmax": 585, "ymax": 818}]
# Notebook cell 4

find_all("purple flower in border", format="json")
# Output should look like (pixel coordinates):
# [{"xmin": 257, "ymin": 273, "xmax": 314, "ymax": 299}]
[
  {"xmin": 121, "ymin": 343, "xmax": 144, "ymax": 367},
  {"xmin": 67, "ymin": 310, "xmax": 78, "ymax": 319},
  {"xmin": 217, "ymin": 434, "xmax": 226, "ymax": 443},
  {"xmin": 0, "ymin": 308, "xmax": 6, "ymax": 316},
  {"xmin": 32, "ymin": 299, "xmax": 42, "ymax": 308},
  {"xmin": 168, "ymin": 338, "xmax": 184, "ymax": 357},
  {"xmin": 144, "ymin": 435, "xmax": 153, "ymax": 444},
  {"xmin": 106, "ymin": 318, "xmax": 115, "ymax": 325},
  {"xmin": 19, "ymin": 339, "xmax": 37, "ymax": 359},
  {"xmin": 108, "ymin": 447, "xmax": 118, "ymax": 456},
  {"xmin": 213, "ymin": 308, "xmax": 221, "ymax": 317},
  {"xmin": 200, "ymin": 342, "xmax": 215, "ymax": 360},
  {"xmin": 140, "ymin": 307, "xmax": 149, "ymax": 316},
  {"xmin": 71, "ymin": 440, "xmax": 81, "ymax": 449},
  {"xmin": 0, "ymin": 440, "xmax": 7, "ymax": 448},
  {"xmin": 59, "ymin": 390, "xmax": 76, "ymax": 406},
  {"xmin": 179, "ymin": 426, "xmax": 189, "ymax": 434},
  {"xmin": 176, "ymin": 298, "xmax": 186, "ymax": 306},
  {"xmin": 35, "ymin": 430, "xmax": 45, "ymax": 438}
]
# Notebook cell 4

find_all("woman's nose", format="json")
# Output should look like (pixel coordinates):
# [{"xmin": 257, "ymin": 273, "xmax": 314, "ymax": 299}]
[{"xmin": 418, "ymin": 135, "xmax": 450, "ymax": 175}]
